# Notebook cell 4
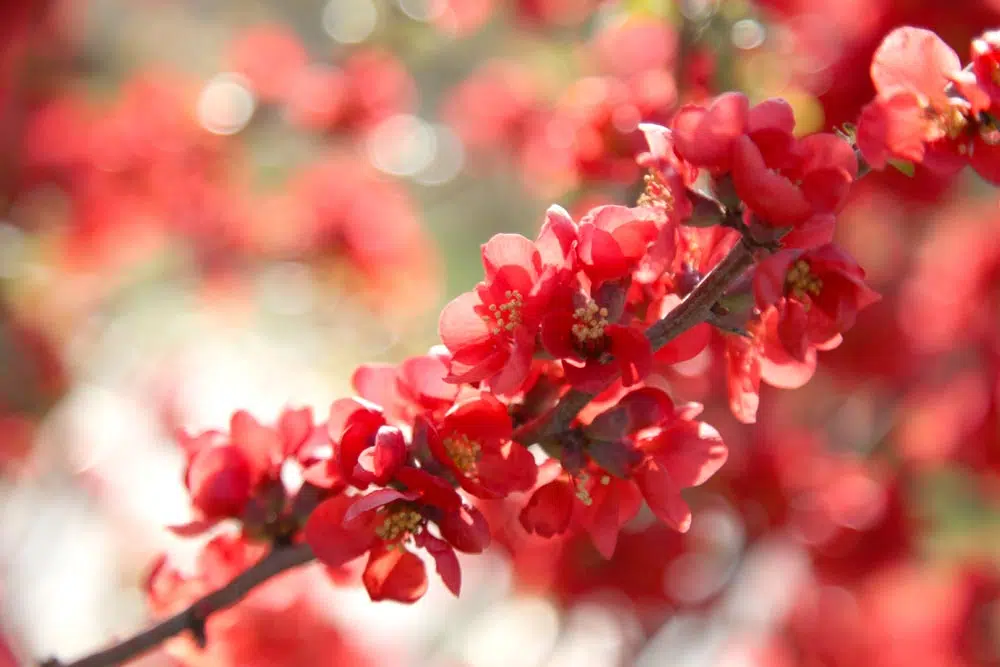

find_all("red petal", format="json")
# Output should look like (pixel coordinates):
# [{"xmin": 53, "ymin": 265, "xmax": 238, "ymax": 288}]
[
  {"xmin": 439, "ymin": 291, "xmax": 492, "ymax": 353},
  {"xmin": 582, "ymin": 477, "xmax": 642, "ymax": 558},
  {"xmin": 871, "ymin": 27, "xmax": 960, "ymax": 106},
  {"xmin": 343, "ymin": 488, "xmax": 420, "ymax": 524},
  {"xmin": 780, "ymin": 214, "xmax": 836, "ymax": 250},
  {"xmin": 579, "ymin": 225, "xmax": 629, "ymax": 284},
  {"xmin": 187, "ymin": 445, "xmax": 252, "ymax": 519},
  {"xmin": 399, "ymin": 354, "xmax": 459, "ymax": 407},
  {"xmin": 540, "ymin": 310, "xmax": 583, "ymax": 360},
  {"xmin": 278, "ymin": 406, "xmax": 313, "ymax": 457},
  {"xmin": 758, "ymin": 308, "xmax": 818, "ymax": 389},
  {"xmin": 371, "ymin": 425, "xmax": 407, "ymax": 484},
  {"xmin": 653, "ymin": 420, "xmax": 728, "ymax": 488},
  {"xmin": 635, "ymin": 458, "xmax": 691, "ymax": 532},
  {"xmin": 438, "ymin": 504, "xmax": 492, "ymax": 553},
  {"xmin": 484, "ymin": 335, "xmax": 533, "ymax": 396},
  {"xmin": 671, "ymin": 92, "xmax": 749, "ymax": 170},
  {"xmin": 363, "ymin": 545, "xmax": 428, "ymax": 603},
  {"xmin": 586, "ymin": 386, "xmax": 674, "ymax": 440},
  {"xmin": 304, "ymin": 495, "xmax": 379, "ymax": 568},
  {"xmin": 396, "ymin": 466, "xmax": 462, "ymax": 511},
  {"xmin": 477, "ymin": 440, "xmax": 538, "ymax": 495},
  {"xmin": 856, "ymin": 93, "xmax": 929, "ymax": 169},
  {"xmin": 352, "ymin": 363, "xmax": 401, "ymax": 411},
  {"xmin": 607, "ymin": 324, "xmax": 652, "ymax": 387},
  {"xmin": 797, "ymin": 133, "xmax": 859, "ymax": 179},
  {"xmin": 415, "ymin": 532, "xmax": 461, "ymax": 596},
  {"xmin": 482, "ymin": 233, "xmax": 540, "ymax": 283},
  {"xmin": 166, "ymin": 518, "xmax": 220, "ymax": 537},
  {"xmin": 442, "ymin": 393, "xmax": 513, "ymax": 443},
  {"xmin": 519, "ymin": 479, "xmax": 575, "ymax": 537},
  {"xmin": 754, "ymin": 251, "xmax": 798, "ymax": 309},
  {"xmin": 536, "ymin": 204, "xmax": 578, "ymax": 268},
  {"xmin": 328, "ymin": 397, "xmax": 383, "ymax": 442},
  {"xmin": 732, "ymin": 135, "xmax": 811, "ymax": 227},
  {"xmin": 783, "ymin": 297, "xmax": 817, "ymax": 360},
  {"xmin": 229, "ymin": 410, "xmax": 282, "ymax": 475},
  {"xmin": 799, "ymin": 167, "xmax": 853, "ymax": 214},
  {"xmin": 725, "ymin": 335, "xmax": 761, "ymax": 425},
  {"xmin": 747, "ymin": 97, "xmax": 795, "ymax": 134}
]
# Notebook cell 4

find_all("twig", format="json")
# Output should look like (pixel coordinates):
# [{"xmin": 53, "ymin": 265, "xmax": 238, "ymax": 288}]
[{"xmin": 40, "ymin": 543, "xmax": 315, "ymax": 667}]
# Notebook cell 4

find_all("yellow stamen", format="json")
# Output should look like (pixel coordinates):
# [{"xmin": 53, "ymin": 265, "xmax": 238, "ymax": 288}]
[
  {"xmin": 443, "ymin": 432, "xmax": 482, "ymax": 472},
  {"xmin": 638, "ymin": 171, "xmax": 674, "ymax": 212},
  {"xmin": 481, "ymin": 290, "xmax": 524, "ymax": 336},
  {"xmin": 785, "ymin": 259, "xmax": 823, "ymax": 302},
  {"xmin": 375, "ymin": 508, "xmax": 423, "ymax": 543},
  {"xmin": 571, "ymin": 299, "xmax": 609, "ymax": 346}
]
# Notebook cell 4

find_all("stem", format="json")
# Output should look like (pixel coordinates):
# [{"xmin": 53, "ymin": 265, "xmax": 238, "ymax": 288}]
[{"xmin": 41, "ymin": 543, "xmax": 315, "ymax": 667}]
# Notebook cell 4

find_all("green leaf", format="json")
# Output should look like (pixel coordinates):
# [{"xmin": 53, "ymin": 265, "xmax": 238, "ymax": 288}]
[{"xmin": 887, "ymin": 158, "xmax": 915, "ymax": 177}]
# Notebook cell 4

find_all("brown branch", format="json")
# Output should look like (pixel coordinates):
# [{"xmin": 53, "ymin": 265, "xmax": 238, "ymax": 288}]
[{"xmin": 40, "ymin": 543, "xmax": 315, "ymax": 667}]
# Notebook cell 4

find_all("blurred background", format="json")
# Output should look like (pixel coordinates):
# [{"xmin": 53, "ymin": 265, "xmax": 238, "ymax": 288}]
[{"xmin": 3, "ymin": 0, "xmax": 1000, "ymax": 665}]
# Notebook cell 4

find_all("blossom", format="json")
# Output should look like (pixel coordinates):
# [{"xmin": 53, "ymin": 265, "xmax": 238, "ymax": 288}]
[
  {"xmin": 177, "ymin": 407, "xmax": 316, "ymax": 528},
  {"xmin": 425, "ymin": 392, "xmax": 537, "ymax": 497},
  {"xmin": 305, "ymin": 468, "xmax": 490, "ymax": 603},
  {"xmin": 753, "ymin": 244, "xmax": 881, "ymax": 361},
  {"xmin": 856, "ymin": 27, "xmax": 1000, "ymax": 182},
  {"xmin": 438, "ymin": 209, "xmax": 574, "ymax": 395}
]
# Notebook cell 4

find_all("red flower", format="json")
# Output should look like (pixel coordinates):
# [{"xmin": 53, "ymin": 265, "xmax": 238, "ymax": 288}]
[
  {"xmin": 540, "ymin": 281, "xmax": 653, "ymax": 392},
  {"xmin": 326, "ymin": 398, "xmax": 407, "ymax": 490},
  {"xmin": 177, "ymin": 407, "xmax": 315, "ymax": 526},
  {"xmin": 351, "ymin": 347, "xmax": 459, "ymax": 423},
  {"xmin": 671, "ymin": 92, "xmax": 750, "ymax": 172},
  {"xmin": 304, "ymin": 468, "xmax": 490, "ymax": 603},
  {"xmin": 438, "ymin": 210, "xmax": 574, "ymax": 395},
  {"xmin": 724, "ymin": 307, "xmax": 831, "ymax": 424},
  {"xmin": 576, "ymin": 205, "xmax": 658, "ymax": 285},
  {"xmin": 856, "ymin": 27, "xmax": 1000, "ymax": 182},
  {"xmin": 587, "ymin": 388, "xmax": 727, "ymax": 535},
  {"xmin": 426, "ymin": 392, "xmax": 537, "ymax": 498},
  {"xmin": 754, "ymin": 244, "xmax": 881, "ymax": 361},
  {"xmin": 732, "ymin": 119, "xmax": 858, "ymax": 228},
  {"xmin": 520, "ymin": 477, "xmax": 577, "ymax": 538}
]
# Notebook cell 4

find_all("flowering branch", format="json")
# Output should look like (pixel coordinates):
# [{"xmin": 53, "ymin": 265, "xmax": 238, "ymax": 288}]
[
  {"xmin": 521, "ymin": 234, "xmax": 757, "ymax": 442},
  {"xmin": 38, "ymin": 236, "xmax": 759, "ymax": 667},
  {"xmin": 40, "ymin": 543, "xmax": 315, "ymax": 667}
]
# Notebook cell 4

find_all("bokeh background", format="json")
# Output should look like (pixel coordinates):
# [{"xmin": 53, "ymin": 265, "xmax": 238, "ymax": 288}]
[{"xmin": 3, "ymin": 0, "xmax": 1000, "ymax": 665}]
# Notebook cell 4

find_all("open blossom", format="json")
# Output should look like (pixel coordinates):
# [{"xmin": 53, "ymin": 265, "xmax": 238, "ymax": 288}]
[
  {"xmin": 305, "ymin": 468, "xmax": 490, "ymax": 603},
  {"xmin": 351, "ymin": 347, "xmax": 459, "ymax": 423},
  {"xmin": 671, "ymin": 93, "xmax": 857, "ymax": 228},
  {"xmin": 540, "ymin": 278, "xmax": 652, "ymax": 392},
  {"xmin": 424, "ymin": 392, "xmax": 537, "ymax": 497},
  {"xmin": 857, "ymin": 27, "xmax": 1000, "ymax": 182},
  {"xmin": 438, "ymin": 207, "xmax": 575, "ymax": 395},
  {"xmin": 754, "ymin": 244, "xmax": 881, "ymax": 361},
  {"xmin": 519, "ymin": 387, "xmax": 727, "ymax": 556},
  {"xmin": 177, "ymin": 407, "xmax": 316, "ymax": 529}
]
